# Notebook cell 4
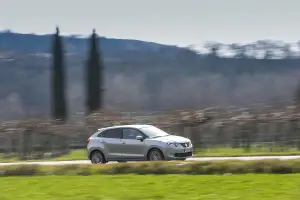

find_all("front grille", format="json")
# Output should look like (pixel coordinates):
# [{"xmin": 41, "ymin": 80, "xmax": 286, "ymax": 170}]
[
  {"xmin": 174, "ymin": 152, "xmax": 193, "ymax": 157},
  {"xmin": 180, "ymin": 142, "xmax": 190, "ymax": 147}
]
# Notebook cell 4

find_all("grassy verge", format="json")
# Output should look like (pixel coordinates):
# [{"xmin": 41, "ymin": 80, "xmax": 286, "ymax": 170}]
[
  {"xmin": 0, "ymin": 150, "xmax": 87, "ymax": 162},
  {"xmin": 2, "ymin": 159, "xmax": 300, "ymax": 176},
  {"xmin": 196, "ymin": 147, "xmax": 300, "ymax": 157},
  {"xmin": 2, "ymin": 147, "xmax": 300, "ymax": 163},
  {"xmin": 1, "ymin": 174, "xmax": 300, "ymax": 200}
]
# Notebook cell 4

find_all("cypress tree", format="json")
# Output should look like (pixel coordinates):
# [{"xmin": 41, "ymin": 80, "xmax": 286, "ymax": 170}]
[
  {"xmin": 85, "ymin": 29, "xmax": 104, "ymax": 115},
  {"xmin": 51, "ymin": 27, "xmax": 68, "ymax": 123}
]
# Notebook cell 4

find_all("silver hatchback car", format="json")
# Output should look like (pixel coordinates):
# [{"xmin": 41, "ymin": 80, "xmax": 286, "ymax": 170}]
[{"xmin": 87, "ymin": 124, "xmax": 193, "ymax": 164}]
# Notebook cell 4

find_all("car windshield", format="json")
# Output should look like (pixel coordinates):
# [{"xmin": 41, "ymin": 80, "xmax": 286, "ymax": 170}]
[{"xmin": 140, "ymin": 126, "xmax": 170, "ymax": 138}]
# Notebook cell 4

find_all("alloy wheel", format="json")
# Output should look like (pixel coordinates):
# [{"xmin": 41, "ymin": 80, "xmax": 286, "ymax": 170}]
[
  {"xmin": 91, "ymin": 152, "xmax": 103, "ymax": 164},
  {"xmin": 149, "ymin": 150, "xmax": 163, "ymax": 161}
]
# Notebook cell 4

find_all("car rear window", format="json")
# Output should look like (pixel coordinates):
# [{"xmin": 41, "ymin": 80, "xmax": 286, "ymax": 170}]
[{"xmin": 100, "ymin": 128, "xmax": 122, "ymax": 139}]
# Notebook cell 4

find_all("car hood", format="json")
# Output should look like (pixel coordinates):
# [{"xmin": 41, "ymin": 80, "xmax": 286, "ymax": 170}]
[{"xmin": 150, "ymin": 135, "xmax": 190, "ymax": 143}]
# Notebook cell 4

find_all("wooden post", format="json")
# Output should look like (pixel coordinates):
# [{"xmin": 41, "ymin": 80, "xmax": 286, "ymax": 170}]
[
  {"xmin": 62, "ymin": 135, "xmax": 69, "ymax": 154},
  {"xmin": 1, "ymin": 134, "xmax": 10, "ymax": 159},
  {"xmin": 23, "ymin": 129, "xmax": 33, "ymax": 159},
  {"xmin": 18, "ymin": 129, "xmax": 25, "ymax": 160}
]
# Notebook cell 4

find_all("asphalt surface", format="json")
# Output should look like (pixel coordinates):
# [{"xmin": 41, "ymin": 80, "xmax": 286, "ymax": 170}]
[{"xmin": 1, "ymin": 155, "xmax": 300, "ymax": 166}]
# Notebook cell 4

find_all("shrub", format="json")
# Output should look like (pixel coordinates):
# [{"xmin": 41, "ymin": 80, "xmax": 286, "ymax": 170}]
[
  {"xmin": 2, "ymin": 159, "xmax": 300, "ymax": 177},
  {"xmin": 2, "ymin": 165, "xmax": 40, "ymax": 176}
]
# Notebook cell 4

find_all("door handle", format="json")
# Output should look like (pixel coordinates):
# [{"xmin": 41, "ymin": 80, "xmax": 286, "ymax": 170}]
[
  {"xmin": 99, "ymin": 140, "xmax": 105, "ymax": 143},
  {"xmin": 121, "ymin": 141, "xmax": 125, "ymax": 144}
]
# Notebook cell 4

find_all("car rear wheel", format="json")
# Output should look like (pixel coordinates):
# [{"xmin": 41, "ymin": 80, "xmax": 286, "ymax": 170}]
[
  {"xmin": 148, "ymin": 149, "xmax": 164, "ymax": 161},
  {"xmin": 91, "ymin": 151, "xmax": 106, "ymax": 164}
]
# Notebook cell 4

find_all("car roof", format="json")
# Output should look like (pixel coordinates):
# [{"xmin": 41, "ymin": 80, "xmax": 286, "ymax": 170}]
[{"xmin": 99, "ymin": 124, "xmax": 153, "ymax": 131}]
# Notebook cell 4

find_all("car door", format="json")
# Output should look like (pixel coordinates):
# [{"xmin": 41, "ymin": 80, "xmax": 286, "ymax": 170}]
[
  {"xmin": 99, "ymin": 128, "xmax": 123, "ymax": 159},
  {"xmin": 121, "ymin": 128, "xmax": 147, "ymax": 159}
]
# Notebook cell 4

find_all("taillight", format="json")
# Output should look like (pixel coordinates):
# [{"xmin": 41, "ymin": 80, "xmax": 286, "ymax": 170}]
[{"xmin": 87, "ymin": 138, "xmax": 91, "ymax": 143}]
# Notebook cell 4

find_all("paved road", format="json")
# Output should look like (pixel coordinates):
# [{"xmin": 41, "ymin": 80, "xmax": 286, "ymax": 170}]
[{"xmin": 1, "ymin": 155, "xmax": 300, "ymax": 166}]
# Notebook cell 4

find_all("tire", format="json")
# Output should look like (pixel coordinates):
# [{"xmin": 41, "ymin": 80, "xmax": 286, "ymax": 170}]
[
  {"xmin": 117, "ymin": 160, "xmax": 127, "ymax": 163},
  {"xmin": 90, "ymin": 151, "xmax": 106, "ymax": 164},
  {"xmin": 148, "ymin": 148, "xmax": 164, "ymax": 161}
]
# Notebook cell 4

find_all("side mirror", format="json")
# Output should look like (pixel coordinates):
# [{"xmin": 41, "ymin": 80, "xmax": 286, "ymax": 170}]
[{"xmin": 136, "ymin": 135, "xmax": 144, "ymax": 141}]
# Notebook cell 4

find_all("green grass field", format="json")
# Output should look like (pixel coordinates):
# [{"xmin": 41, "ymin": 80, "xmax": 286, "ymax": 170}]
[
  {"xmin": 2, "ymin": 147, "xmax": 300, "ymax": 162},
  {"xmin": 1, "ymin": 174, "xmax": 299, "ymax": 200}
]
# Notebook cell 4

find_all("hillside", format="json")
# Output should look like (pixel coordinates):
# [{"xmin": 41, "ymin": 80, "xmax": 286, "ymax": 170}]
[
  {"xmin": 0, "ymin": 30, "xmax": 186, "ymax": 56},
  {"xmin": 0, "ymin": 31, "xmax": 300, "ymax": 120}
]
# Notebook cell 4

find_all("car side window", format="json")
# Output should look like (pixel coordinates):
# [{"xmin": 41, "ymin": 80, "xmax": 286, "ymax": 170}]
[
  {"xmin": 122, "ymin": 128, "xmax": 143, "ymax": 140},
  {"xmin": 101, "ymin": 128, "xmax": 122, "ymax": 139}
]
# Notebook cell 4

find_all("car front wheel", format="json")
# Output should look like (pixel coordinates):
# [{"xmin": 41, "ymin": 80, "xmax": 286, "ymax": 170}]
[{"xmin": 148, "ymin": 149, "xmax": 164, "ymax": 161}]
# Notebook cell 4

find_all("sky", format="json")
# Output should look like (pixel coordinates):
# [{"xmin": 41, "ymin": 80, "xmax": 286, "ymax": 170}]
[{"xmin": 0, "ymin": 0, "xmax": 299, "ymax": 47}]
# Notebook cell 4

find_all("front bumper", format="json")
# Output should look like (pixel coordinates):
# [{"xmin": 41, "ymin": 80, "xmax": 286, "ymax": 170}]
[{"xmin": 164, "ymin": 146, "xmax": 193, "ymax": 160}]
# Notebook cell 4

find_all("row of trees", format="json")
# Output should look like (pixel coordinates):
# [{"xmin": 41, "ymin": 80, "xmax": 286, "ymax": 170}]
[
  {"xmin": 51, "ymin": 27, "xmax": 104, "ymax": 123},
  {"xmin": 195, "ymin": 40, "xmax": 300, "ymax": 59}
]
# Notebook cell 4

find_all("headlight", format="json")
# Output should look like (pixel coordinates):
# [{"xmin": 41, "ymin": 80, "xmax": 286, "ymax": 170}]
[{"xmin": 167, "ymin": 142, "xmax": 180, "ymax": 147}]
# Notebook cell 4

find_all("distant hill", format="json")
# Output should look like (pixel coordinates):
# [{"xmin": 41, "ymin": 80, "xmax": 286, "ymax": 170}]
[
  {"xmin": 0, "ymin": 30, "xmax": 189, "ymax": 57},
  {"xmin": 2, "ymin": 30, "xmax": 300, "ymax": 60}
]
